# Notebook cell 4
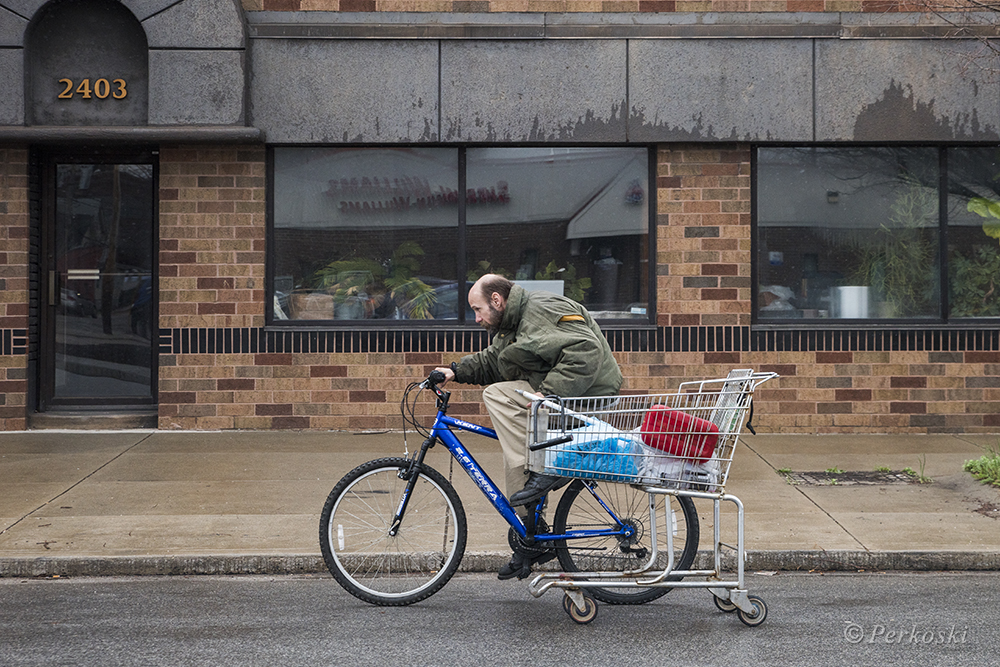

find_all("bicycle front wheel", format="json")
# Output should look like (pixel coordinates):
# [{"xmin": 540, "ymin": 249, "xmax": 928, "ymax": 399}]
[
  {"xmin": 319, "ymin": 457, "xmax": 467, "ymax": 606},
  {"xmin": 553, "ymin": 480, "xmax": 699, "ymax": 605}
]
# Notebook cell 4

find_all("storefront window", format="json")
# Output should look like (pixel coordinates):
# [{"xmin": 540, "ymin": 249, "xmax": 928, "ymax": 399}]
[
  {"xmin": 270, "ymin": 147, "xmax": 651, "ymax": 323},
  {"xmin": 757, "ymin": 147, "xmax": 941, "ymax": 321}
]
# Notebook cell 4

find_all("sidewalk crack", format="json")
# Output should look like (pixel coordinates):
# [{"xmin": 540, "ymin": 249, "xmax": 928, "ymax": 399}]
[
  {"xmin": 0, "ymin": 432, "xmax": 156, "ymax": 537},
  {"xmin": 742, "ymin": 439, "xmax": 869, "ymax": 552}
]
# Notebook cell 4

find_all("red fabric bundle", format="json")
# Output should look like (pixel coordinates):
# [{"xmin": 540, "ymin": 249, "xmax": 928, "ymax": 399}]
[{"xmin": 640, "ymin": 405, "xmax": 719, "ymax": 463}]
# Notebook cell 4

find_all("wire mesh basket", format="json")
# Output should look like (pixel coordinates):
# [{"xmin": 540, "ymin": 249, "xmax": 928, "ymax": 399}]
[{"xmin": 527, "ymin": 370, "xmax": 777, "ymax": 493}]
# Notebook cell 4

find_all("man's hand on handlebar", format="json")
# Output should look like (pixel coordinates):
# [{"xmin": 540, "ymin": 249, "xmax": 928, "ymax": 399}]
[{"xmin": 431, "ymin": 367, "xmax": 455, "ymax": 386}]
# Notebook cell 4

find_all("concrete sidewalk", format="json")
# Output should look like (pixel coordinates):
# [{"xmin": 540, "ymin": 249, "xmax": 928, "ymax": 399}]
[{"xmin": 1, "ymin": 428, "xmax": 999, "ymax": 577}]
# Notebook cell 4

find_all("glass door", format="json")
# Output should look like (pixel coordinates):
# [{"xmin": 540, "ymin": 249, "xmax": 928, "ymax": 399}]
[{"xmin": 41, "ymin": 155, "xmax": 156, "ymax": 408}]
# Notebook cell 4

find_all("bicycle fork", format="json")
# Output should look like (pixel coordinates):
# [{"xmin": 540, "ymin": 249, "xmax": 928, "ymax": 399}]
[{"xmin": 388, "ymin": 435, "xmax": 436, "ymax": 536}]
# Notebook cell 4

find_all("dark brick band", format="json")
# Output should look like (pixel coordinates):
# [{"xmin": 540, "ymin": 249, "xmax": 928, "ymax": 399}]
[{"xmin": 152, "ymin": 326, "xmax": 1000, "ymax": 356}]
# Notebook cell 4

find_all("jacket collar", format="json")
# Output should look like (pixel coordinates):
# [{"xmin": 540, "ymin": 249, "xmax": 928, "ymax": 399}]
[{"xmin": 498, "ymin": 284, "xmax": 526, "ymax": 334}]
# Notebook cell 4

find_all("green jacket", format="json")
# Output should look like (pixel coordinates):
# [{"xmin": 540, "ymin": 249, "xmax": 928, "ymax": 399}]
[{"xmin": 454, "ymin": 285, "xmax": 623, "ymax": 398}]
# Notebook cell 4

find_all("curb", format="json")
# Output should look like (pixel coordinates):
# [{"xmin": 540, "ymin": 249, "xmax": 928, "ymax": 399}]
[
  {"xmin": 3, "ymin": 550, "xmax": 999, "ymax": 578},
  {"xmin": 744, "ymin": 550, "xmax": 1000, "ymax": 572}
]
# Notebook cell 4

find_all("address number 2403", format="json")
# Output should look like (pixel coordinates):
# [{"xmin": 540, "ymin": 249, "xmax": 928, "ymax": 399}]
[{"xmin": 58, "ymin": 78, "xmax": 127, "ymax": 100}]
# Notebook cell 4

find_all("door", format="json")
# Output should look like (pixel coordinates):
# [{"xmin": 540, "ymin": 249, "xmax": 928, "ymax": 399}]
[{"xmin": 39, "ymin": 151, "xmax": 157, "ymax": 409}]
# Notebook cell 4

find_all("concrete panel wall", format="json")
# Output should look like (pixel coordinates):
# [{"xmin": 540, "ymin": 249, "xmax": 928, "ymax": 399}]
[
  {"xmin": 250, "ymin": 40, "xmax": 439, "ymax": 143},
  {"xmin": 0, "ymin": 47, "xmax": 21, "ymax": 125},
  {"xmin": 149, "ymin": 50, "xmax": 246, "ymax": 125},
  {"xmin": 629, "ymin": 39, "xmax": 814, "ymax": 142},
  {"xmin": 440, "ymin": 40, "xmax": 627, "ymax": 143},
  {"xmin": 816, "ymin": 39, "xmax": 1000, "ymax": 142},
  {"xmin": 0, "ymin": 0, "xmax": 44, "ymax": 21},
  {"xmin": 141, "ymin": 0, "xmax": 245, "ymax": 49},
  {"xmin": 249, "ymin": 30, "xmax": 1000, "ymax": 145},
  {"xmin": 0, "ymin": 5, "xmax": 25, "ymax": 46},
  {"xmin": 123, "ymin": 0, "xmax": 187, "ymax": 22}
]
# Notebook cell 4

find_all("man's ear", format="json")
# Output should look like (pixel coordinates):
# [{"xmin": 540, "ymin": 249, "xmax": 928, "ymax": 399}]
[{"xmin": 491, "ymin": 292, "xmax": 501, "ymax": 308}]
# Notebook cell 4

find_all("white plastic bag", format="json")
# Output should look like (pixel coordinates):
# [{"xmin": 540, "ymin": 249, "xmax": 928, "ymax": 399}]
[{"xmin": 637, "ymin": 444, "xmax": 722, "ymax": 492}]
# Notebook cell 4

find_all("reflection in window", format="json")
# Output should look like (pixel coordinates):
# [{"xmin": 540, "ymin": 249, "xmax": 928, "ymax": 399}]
[
  {"xmin": 271, "ymin": 147, "xmax": 650, "ymax": 323},
  {"xmin": 54, "ymin": 163, "xmax": 154, "ymax": 400},
  {"xmin": 272, "ymin": 148, "xmax": 460, "ymax": 321},
  {"xmin": 757, "ymin": 148, "xmax": 940, "ymax": 320},
  {"xmin": 948, "ymin": 148, "xmax": 1000, "ymax": 319},
  {"xmin": 467, "ymin": 148, "xmax": 649, "ymax": 319}
]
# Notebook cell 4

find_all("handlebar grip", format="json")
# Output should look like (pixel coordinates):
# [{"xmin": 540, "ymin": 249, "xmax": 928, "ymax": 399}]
[
  {"xmin": 528, "ymin": 434, "xmax": 573, "ymax": 452},
  {"xmin": 427, "ymin": 370, "xmax": 446, "ymax": 385}
]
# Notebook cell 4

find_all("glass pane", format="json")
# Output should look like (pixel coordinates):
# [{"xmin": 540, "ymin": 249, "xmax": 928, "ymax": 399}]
[
  {"xmin": 54, "ymin": 163, "xmax": 154, "ymax": 400},
  {"xmin": 757, "ymin": 147, "xmax": 940, "ymax": 320},
  {"xmin": 272, "ymin": 148, "xmax": 460, "ymax": 321},
  {"xmin": 466, "ymin": 147, "xmax": 649, "ymax": 319},
  {"xmin": 946, "ymin": 147, "xmax": 1000, "ymax": 319}
]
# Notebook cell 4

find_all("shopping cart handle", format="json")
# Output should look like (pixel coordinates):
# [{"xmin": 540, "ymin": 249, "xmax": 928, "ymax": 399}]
[{"xmin": 529, "ymin": 434, "xmax": 573, "ymax": 452}]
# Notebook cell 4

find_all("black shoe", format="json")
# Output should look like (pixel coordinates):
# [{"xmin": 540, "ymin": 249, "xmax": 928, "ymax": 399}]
[
  {"xmin": 509, "ymin": 473, "xmax": 569, "ymax": 507},
  {"xmin": 497, "ymin": 550, "xmax": 557, "ymax": 581}
]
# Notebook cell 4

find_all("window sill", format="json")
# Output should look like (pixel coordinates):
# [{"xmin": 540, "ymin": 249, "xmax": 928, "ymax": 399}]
[
  {"xmin": 264, "ymin": 318, "xmax": 658, "ymax": 332},
  {"xmin": 753, "ymin": 320, "xmax": 998, "ymax": 331}
]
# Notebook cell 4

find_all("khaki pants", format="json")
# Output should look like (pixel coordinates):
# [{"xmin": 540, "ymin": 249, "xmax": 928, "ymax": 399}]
[{"xmin": 482, "ymin": 380, "xmax": 538, "ymax": 517}]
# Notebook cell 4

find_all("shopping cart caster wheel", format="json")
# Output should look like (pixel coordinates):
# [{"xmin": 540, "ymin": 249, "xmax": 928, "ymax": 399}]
[
  {"xmin": 737, "ymin": 595, "xmax": 767, "ymax": 627},
  {"xmin": 565, "ymin": 595, "xmax": 598, "ymax": 625},
  {"xmin": 713, "ymin": 595, "xmax": 738, "ymax": 613}
]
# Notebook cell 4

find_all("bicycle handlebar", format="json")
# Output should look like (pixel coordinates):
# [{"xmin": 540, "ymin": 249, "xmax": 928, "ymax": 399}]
[{"xmin": 528, "ymin": 434, "xmax": 573, "ymax": 452}]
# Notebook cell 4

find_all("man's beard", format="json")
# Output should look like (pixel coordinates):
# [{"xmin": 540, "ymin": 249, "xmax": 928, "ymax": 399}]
[{"xmin": 481, "ymin": 302, "xmax": 503, "ymax": 334}]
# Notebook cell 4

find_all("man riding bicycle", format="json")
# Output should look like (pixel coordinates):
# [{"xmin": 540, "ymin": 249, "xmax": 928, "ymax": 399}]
[{"xmin": 434, "ymin": 273, "xmax": 622, "ymax": 579}]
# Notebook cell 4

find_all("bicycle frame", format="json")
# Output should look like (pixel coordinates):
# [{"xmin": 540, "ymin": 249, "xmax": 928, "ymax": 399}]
[{"xmin": 394, "ymin": 385, "xmax": 633, "ymax": 546}]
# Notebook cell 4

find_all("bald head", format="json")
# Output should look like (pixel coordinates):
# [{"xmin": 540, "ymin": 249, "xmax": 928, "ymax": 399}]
[
  {"xmin": 472, "ymin": 274, "xmax": 513, "ymax": 302},
  {"xmin": 469, "ymin": 274, "xmax": 512, "ymax": 331}
]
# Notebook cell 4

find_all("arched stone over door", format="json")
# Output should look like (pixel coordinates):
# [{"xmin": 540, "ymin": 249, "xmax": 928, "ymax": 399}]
[{"xmin": 26, "ymin": 0, "xmax": 148, "ymax": 126}]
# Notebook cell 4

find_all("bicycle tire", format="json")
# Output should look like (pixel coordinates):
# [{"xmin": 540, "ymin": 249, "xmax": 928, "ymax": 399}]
[
  {"xmin": 319, "ymin": 457, "xmax": 467, "ymax": 606},
  {"xmin": 552, "ymin": 480, "xmax": 699, "ymax": 605}
]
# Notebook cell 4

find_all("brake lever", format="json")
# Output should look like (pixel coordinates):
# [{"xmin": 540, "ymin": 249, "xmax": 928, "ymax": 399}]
[{"xmin": 421, "ymin": 370, "xmax": 448, "ymax": 398}]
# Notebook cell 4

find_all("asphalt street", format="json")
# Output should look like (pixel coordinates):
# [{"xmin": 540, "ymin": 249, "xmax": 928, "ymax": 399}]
[{"xmin": 1, "ymin": 572, "xmax": 995, "ymax": 667}]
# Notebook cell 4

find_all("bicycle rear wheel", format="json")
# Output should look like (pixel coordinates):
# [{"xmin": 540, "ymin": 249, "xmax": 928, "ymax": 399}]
[
  {"xmin": 319, "ymin": 457, "xmax": 467, "ymax": 606},
  {"xmin": 553, "ymin": 480, "xmax": 699, "ymax": 605}
]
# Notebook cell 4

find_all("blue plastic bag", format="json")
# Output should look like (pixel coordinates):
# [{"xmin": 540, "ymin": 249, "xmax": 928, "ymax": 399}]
[{"xmin": 550, "ymin": 436, "xmax": 640, "ymax": 483}]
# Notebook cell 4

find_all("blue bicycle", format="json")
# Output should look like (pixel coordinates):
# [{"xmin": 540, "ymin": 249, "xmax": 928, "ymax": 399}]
[{"xmin": 319, "ymin": 371, "xmax": 700, "ymax": 616}]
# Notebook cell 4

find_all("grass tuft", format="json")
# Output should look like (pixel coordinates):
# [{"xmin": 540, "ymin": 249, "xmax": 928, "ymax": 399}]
[{"xmin": 964, "ymin": 443, "xmax": 1000, "ymax": 488}]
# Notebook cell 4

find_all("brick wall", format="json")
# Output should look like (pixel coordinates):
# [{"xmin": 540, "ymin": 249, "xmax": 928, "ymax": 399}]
[
  {"xmin": 158, "ymin": 146, "xmax": 266, "ymax": 330},
  {"xmin": 157, "ymin": 145, "xmax": 268, "ymax": 429},
  {"xmin": 242, "ymin": 0, "xmax": 944, "ymax": 12},
  {"xmin": 0, "ymin": 147, "xmax": 29, "ymax": 431},
  {"xmin": 656, "ymin": 145, "xmax": 751, "ymax": 329}
]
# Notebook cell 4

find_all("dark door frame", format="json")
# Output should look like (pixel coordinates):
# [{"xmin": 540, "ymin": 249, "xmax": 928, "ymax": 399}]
[{"xmin": 36, "ymin": 146, "xmax": 159, "ymax": 411}]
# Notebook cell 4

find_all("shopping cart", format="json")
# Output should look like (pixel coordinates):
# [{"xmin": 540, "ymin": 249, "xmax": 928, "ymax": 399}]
[{"xmin": 522, "ymin": 369, "xmax": 778, "ymax": 625}]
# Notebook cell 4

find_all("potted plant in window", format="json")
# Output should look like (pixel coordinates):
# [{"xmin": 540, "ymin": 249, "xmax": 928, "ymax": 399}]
[
  {"xmin": 953, "ymin": 196, "xmax": 1000, "ymax": 317},
  {"xmin": 535, "ymin": 260, "xmax": 592, "ymax": 303},
  {"xmin": 848, "ymin": 181, "xmax": 938, "ymax": 318},
  {"xmin": 305, "ymin": 241, "xmax": 438, "ymax": 320}
]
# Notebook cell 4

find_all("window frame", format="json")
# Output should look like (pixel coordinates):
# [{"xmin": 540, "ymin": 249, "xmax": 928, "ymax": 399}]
[
  {"xmin": 751, "ymin": 143, "xmax": 1000, "ymax": 329},
  {"xmin": 265, "ymin": 144, "xmax": 658, "ymax": 330}
]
